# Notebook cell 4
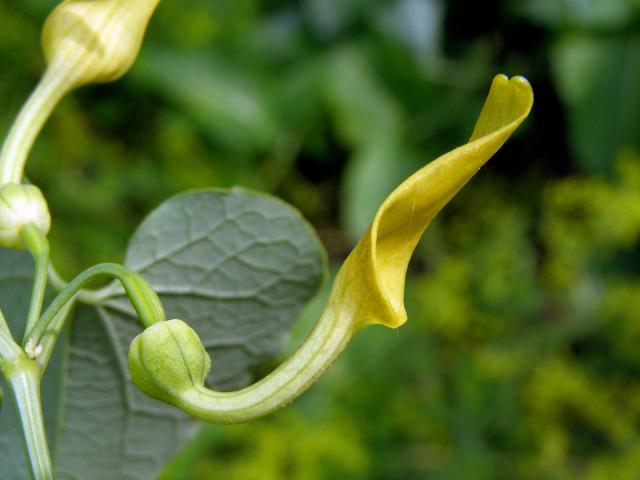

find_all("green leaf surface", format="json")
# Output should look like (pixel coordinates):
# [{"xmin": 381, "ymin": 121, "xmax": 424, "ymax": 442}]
[
  {"xmin": 0, "ymin": 250, "xmax": 37, "ymax": 479},
  {"xmin": 0, "ymin": 250, "xmax": 64, "ymax": 480},
  {"xmin": 552, "ymin": 34, "xmax": 640, "ymax": 173},
  {"xmin": 0, "ymin": 189, "xmax": 326, "ymax": 479},
  {"xmin": 54, "ymin": 304, "xmax": 198, "ymax": 479},
  {"xmin": 119, "ymin": 188, "xmax": 326, "ymax": 391}
]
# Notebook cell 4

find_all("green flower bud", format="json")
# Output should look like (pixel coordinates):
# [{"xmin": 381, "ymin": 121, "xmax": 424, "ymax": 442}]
[
  {"xmin": 129, "ymin": 320, "xmax": 210, "ymax": 406},
  {"xmin": 42, "ymin": 0, "xmax": 161, "ymax": 89},
  {"xmin": 0, "ymin": 183, "xmax": 51, "ymax": 248},
  {"xmin": 0, "ymin": 0, "xmax": 161, "ymax": 185}
]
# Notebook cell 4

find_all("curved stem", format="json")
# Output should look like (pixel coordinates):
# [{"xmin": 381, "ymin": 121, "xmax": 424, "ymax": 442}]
[
  {"xmin": 0, "ymin": 65, "xmax": 72, "ymax": 184},
  {"xmin": 2, "ymin": 355, "xmax": 53, "ymax": 480},
  {"xmin": 36, "ymin": 300, "xmax": 75, "ymax": 375},
  {"xmin": 20, "ymin": 225, "xmax": 50, "ymax": 343},
  {"xmin": 28, "ymin": 263, "xmax": 164, "ymax": 348},
  {"xmin": 48, "ymin": 262, "xmax": 120, "ymax": 305},
  {"xmin": 183, "ymin": 306, "xmax": 353, "ymax": 424}
]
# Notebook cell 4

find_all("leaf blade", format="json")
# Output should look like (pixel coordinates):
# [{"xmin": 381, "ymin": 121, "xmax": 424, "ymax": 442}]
[{"xmin": 52, "ymin": 188, "xmax": 326, "ymax": 478}]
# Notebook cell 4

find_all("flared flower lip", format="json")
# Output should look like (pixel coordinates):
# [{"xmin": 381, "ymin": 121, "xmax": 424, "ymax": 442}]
[{"xmin": 363, "ymin": 75, "xmax": 534, "ymax": 329}]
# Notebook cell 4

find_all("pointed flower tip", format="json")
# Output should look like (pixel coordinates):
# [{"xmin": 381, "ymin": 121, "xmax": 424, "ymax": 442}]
[{"xmin": 333, "ymin": 74, "xmax": 533, "ymax": 332}]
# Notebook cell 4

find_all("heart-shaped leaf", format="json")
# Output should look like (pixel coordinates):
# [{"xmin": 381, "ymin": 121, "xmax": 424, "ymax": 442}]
[{"xmin": 0, "ymin": 188, "xmax": 326, "ymax": 479}]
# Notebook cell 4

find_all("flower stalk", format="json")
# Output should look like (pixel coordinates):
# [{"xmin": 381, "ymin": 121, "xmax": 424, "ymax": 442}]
[
  {"xmin": 129, "ymin": 74, "xmax": 535, "ymax": 424},
  {"xmin": 0, "ymin": 0, "xmax": 161, "ymax": 185},
  {"xmin": 1, "ymin": 349, "xmax": 53, "ymax": 480},
  {"xmin": 27, "ymin": 263, "xmax": 165, "ymax": 373},
  {"xmin": 20, "ymin": 225, "xmax": 50, "ymax": 342},
  {"xmin": 0, "ymin": 1, "xmax": 165, "ymax": 477},
  {"xmin": 0, "ymin": 70, "xmax": 69, "ymax": 184}
]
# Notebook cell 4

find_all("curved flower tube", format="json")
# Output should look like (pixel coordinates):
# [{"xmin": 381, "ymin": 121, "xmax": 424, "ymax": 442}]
[{"xmin": 129, "ymin": 74, "xmax": 534, "ymax": 424}]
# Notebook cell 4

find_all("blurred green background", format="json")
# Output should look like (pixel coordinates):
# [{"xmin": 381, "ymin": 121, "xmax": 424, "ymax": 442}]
[{"xmin": 3, "ymin": 0, "xmax": 640, "ymax": 478}]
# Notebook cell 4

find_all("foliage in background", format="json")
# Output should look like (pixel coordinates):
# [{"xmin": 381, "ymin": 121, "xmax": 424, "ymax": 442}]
[{"xmin": 2, "ymin": 0, "xmax": 640, "ymax": 478}]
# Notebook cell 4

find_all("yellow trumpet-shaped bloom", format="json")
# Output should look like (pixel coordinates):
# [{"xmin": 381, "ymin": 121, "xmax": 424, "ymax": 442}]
[
  {"xmin": 341, "ymin": 74, "xmax": 533, "ymax": 331},
  {"xmin": 129, "ymin": 74, "xmax": 533, "ymax": 424}
]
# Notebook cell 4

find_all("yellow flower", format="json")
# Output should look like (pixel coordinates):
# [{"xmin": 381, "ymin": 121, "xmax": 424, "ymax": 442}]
[
  {"xmin": 339, "ymin": 74, "xmax": 533, "ymax": 331},
  {"xmin": 129, "ymin": 74, "xmax": 534, "ymax": 424}
]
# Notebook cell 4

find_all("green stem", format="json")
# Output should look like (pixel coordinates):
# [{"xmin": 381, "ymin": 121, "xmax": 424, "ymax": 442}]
[
  {"xmin": 28, "ymin": 263, "xmax": 165, "ymax": 349},
  {"xmin": 179, "ymin": 304, "xmax": 354, "ymax": 424},
  {"xmin": 48, "ymin": 262, "xmax": 119, "ymax": 305},
  {"xmin": 2, "ymin": 354, "xmax": 53, "ymax": 480},
  {"xmin": 133, "ymin": 274, "xmax": 357, "ymax": 424},
  {"xmin": 20, "ymin": 225, "xmax": 50, "ymax": 343},
  {"xmin": 0, "ymin": 313, "xmax": 52, "ymax": 479},
  {"xmin": 36, "ymin": 300, "xmax": 75, "ymax": 374},
  {"xmin": 0, "ymin": 65, "xmax": 71, "ymax": 184}
]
